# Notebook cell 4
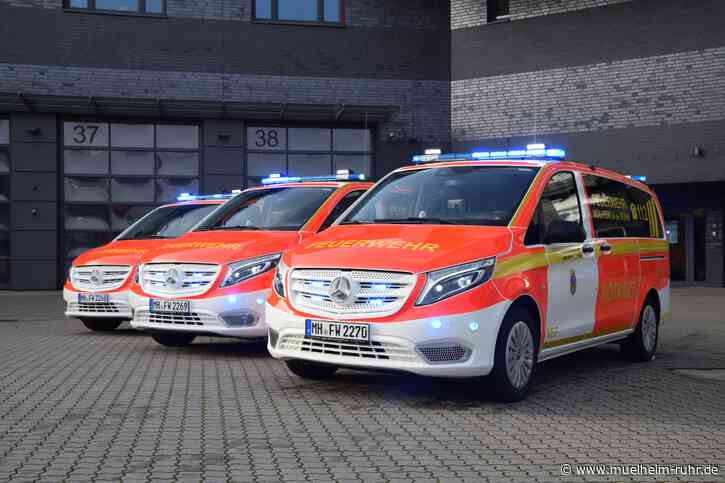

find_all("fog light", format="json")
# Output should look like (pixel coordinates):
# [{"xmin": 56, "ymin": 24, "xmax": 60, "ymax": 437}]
[
  {"xmin": 220, "ymin": 312, "xmax": 258, "ymax": 327},
  {"xmin": 469, "ymin": 321, "xmax": 479, "ymax": 332},
  {"xmin": 431, "ymin": 319, "xmax": 443, "ymax": 329}
]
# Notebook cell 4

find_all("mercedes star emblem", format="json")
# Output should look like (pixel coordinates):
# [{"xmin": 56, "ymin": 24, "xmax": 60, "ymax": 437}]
[{"xmin": 328, "ymin": 275, "xmax": 356, "ymax": 306}]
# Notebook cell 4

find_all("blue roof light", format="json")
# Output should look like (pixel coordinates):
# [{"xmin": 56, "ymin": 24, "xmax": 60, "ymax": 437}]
[
  {"xmin": 627, "ymin": 175, "xmax": 647, "ymax": 182},
  {"xmin": 413, "ymin": 144, "xmax": 567, "ymax": 164},
  {"xmin": 176, "ymin": 192, "xmax": 236, "ymax": 202},
  {"xmin": 261, "ymin": 170, "xmax": 366, "ymax": 185}
]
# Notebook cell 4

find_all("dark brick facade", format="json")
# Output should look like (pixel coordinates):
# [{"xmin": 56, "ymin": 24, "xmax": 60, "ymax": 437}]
[{"xmin": 1, "ymin": 0, "xmax": 724, "ymax": 287}]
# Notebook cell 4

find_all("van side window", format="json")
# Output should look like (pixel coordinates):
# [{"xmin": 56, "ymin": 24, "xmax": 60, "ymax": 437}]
[
  {"xmin": 318, "ymin": 190, "xmax": 365, "ymax": 231},
  {"xmin": 525, "ymin": 172, "xmax": 585, "ymax": 245},
  {"xmin": 583, "ymin": 175, "xmax": 663, "ymax": 238}
]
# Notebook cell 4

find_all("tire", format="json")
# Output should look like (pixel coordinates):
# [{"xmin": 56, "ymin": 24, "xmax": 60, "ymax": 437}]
[
  {"xmin": 286, "ymin": 359, "xmax": 338, "ymax": 380},
  {"xmin": 490, "ymin": 307, "xmax": 538, "ymax": 402},
  {"xmin": 81, "ymin": 318, "xmax": 123, "ymax": 332},
  {"xmin": 622, "ymin": 298, "xmax": 659, "ymax": 362},
  {"xmin": 151, "ymin": 332, "xmax": 196, "ymax": 347}
]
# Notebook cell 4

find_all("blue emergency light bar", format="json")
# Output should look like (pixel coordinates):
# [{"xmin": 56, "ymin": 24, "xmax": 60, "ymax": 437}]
[
  {"xmin": 261, "ymin": 169, "xmax": 366, "ymax": 185},
  {"xmin": 412, "ymin": 144, "xmax": 567, "ymax": 163},
  {"xmin": 177, "ymin": 191, "xmax": 240, "ymax": 202},
  {"xmin": 626, "ymin": 175, "xmax": 647, "ymax": 182}
]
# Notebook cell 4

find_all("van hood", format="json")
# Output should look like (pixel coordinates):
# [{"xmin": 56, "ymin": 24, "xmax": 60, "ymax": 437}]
[
  {"xmin": 139, "ymin": 230, "xmax": 302, "ymax": 265},
  {"xmin": 286, "ymin": 224, "xmax": 513, "ymax": 273},
  {"xmin": 72, "ymin": 239, "xmax": 166, "ymax": 267}
]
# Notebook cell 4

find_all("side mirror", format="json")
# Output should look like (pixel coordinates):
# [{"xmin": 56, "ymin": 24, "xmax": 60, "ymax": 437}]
[{"xmin": 544, "ymin": 220, "xmax": 585, "ymax": 244}]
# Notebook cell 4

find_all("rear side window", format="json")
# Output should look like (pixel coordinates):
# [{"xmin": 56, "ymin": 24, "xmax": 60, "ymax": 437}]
[{"xmin": 583, "ymin": 175, "xmax": 663, "ymax": 238}]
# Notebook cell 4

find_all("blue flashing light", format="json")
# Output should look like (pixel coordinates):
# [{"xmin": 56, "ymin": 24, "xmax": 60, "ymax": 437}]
[
  {"xmin": 370, "ymin": 298, "xmax": 384, "ymax": 306},
  {"xmin": 310, "ymin": 295, "xmax": 323, "ymax": 302},
  {"xmin": 261, "ymin": 169, "xmax": 366, "ymax": 185},
  {"xmin": 371, "ymin": 283, "xmax": 388, "ymax": 291},
  {"xmin": 431, "ymin": 319, "xmax": 443, "ymax": 329},
  {"xmin": 310, "ymin": 281, "xmax": 326, "ymax": 289},
  {"xmin": 227, "ymin": 295, "xmax": 238, "ymax": 304},
  {"xmin": 627, "ymin": 175, "xmax": 647, "ymax": 182},
  {"xmin": 256, "ymin": 297, "xmax": 265, "ymax": 305},
  {"xmin": 413, "ymin": 144, "xmax": 567, "ymax": 164},
  {"xmin": 469, "ymin": 321, "xmax": 480, "ymax": 332},
  {"xmin": 177, "ymin": 192, "xmax": 236, "ymax": 202}
]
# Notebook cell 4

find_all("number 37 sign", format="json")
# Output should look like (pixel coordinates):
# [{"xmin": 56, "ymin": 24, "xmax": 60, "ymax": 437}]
[{"xmin": 64, "ymin": 123, "xmax": 109, "ymax": 147}]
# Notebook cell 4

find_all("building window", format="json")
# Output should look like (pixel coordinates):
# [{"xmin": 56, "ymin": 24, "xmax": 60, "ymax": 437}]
[
  {"xmin": 65, "ymin": 0, "xmax": 164, "ymax": 15},
  {"xmin": 61, "ymin": 121, "xmax": 199, "ymax": 273},
  {"xmin": 487, "ymin": 0, "xmax": 510, "ymax": 22},
  {"xmin": 254, "ymin": 0, "xmax": 344, "ymax": 24},
  {"xmin": 246, "ymin": 127, "xmax": 372, "ymax": 185}
]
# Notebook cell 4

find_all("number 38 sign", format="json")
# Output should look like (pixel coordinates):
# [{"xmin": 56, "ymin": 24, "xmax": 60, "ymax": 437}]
[
  {"xmin": 64, "ymin": 123, "xmax": 109, "ymax": 147},
  {"xmin": 247, "ymin": 127, "xmax": 286, "ymax": 151}
]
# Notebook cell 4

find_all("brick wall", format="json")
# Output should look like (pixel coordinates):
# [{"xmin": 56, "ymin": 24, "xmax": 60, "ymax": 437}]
[
  {"xmin": 510, "ymin": 0, "xmax": 630, "ymax": 20},
  {"xmin": 346, "ymin": 0, "xmax": 447, "ymax": 30},
  {"xmin": 451, "ymin": 0, "xmax": 631, "ymax": 29},
  {"xmin": 451, "ymin": 0, "xmax": 486, "ymax": 30},
  {"xmin": 452, "ymin": 46, "xmax": 725, "ymax": 141},
  {"xmin": 166, "ymin": 0, "xmax": 251, "ymax": 20},
  {"xmin": 0, "ymin": 63, "xmax": 450, "ymax": 143},
  {"xmin": 0, "ymin": 0, "xmax": 446, "ymax": 26}
]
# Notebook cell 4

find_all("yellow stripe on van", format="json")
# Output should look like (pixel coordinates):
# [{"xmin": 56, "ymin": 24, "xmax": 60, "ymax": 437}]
[
  {"xmin": 611, "ymin": 241, "xmax": 639, "ymax": 256},
  {"xmin": 639, "ymin": 239, "xmax": 668, "ymax": 253},
  {"xmin": 546, "ymin": 245, "xmax": 583, "ymax": 265},
  {"xmin": 493, "ymin": 252, "xmax": 548, "ymax": 280}
]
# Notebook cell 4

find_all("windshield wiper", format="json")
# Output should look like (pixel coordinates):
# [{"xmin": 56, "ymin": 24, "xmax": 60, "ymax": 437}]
[
  {"xmin": 198, "ymin": 225, "xmax": 262, "ymax": 231},
  {"xmin": 373, "ymin": 217, "xmax": 458, "ymax": 225}
]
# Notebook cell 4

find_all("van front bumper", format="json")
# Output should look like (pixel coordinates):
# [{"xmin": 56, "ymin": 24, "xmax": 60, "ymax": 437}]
[
  {"xmin": 63, "ymin": 288, "xmax": 133, "ymax": 320},
  {"xmin": 129, "ymin": 290, "xmax": 269, "ymax": 338},
  {"xmin": 266, "ymin": 301, "xmax": 509, "ymax": 378}
]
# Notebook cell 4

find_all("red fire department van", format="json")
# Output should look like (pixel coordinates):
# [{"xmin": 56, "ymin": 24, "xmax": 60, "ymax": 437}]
[
  {"xmin": 266, "ymin": 145, "xmax": 670, "ymax": 401},
  {"xmin": 63, "ymin": 194, "xmax": 232, "ymax": 332},
  {"xmin": 129, "ymin": 171, "xmax": 372, "ymax": 347}
]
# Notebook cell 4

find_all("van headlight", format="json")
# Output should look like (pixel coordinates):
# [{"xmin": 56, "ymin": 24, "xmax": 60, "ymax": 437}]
[
  {"xmin": 415, "ymin": 257, "xmax": 496, "ymax": 306},
  {"xmin": 273, "ymin": 260, "xmax": 289, "ymax": 299},
  {"xmin": 220, "ymin": 253, "xmax": 281, "ymax": 288}
]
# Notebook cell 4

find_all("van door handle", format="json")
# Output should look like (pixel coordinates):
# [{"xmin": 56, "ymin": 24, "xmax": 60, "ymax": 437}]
[
  {"xmin": 600, "ymin": 243, "xmax": 613, "ymax": 254},
  {"xmin": 582, "ymin": 244, "xmax": 595, "ymax": 255}
]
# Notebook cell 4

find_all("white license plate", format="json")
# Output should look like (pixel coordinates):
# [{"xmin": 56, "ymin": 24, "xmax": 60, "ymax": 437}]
[
  {"xmin": 149, "ymin": 299, "xmax": 191, "ymax": 314},
  {"xmin": 305, "ymin": 320, "xmax": 370, "ymax": 342},
  {"xmin": 78, "ymin": 293, "xmax": 109, "ymax": 304}
]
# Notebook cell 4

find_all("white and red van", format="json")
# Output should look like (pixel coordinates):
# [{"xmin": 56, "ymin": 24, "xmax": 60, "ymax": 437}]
[
  {"xmin": 63, "ymin": 194, "xmax": 232, "ymax": 332},
  {"xmin": 129, "ymin": 172, "xmax": 372, "ymax": 347},
  {"xmin": 266, "ymin": 146, "xmax": 670, "ymax": 401}
]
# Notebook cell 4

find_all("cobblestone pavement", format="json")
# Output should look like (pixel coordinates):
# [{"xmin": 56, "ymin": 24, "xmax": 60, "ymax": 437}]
[{"xmin": 0, "ymin": 288, "xmax": 723, "ymax": 482}]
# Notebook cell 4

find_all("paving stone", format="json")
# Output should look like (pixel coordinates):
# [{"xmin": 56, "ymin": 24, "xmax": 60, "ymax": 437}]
[{"xmin": 0, "ymin": 291, "xmax": 723, "ymax": 482}]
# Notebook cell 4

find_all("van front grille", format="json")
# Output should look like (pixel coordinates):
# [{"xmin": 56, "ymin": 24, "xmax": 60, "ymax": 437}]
[
  {"xmin": 289, "ymin": 269, "xmax": 416, "ymax": 319},
  {"xmin": 71, "ymin": 265, "xmax": 132, "ymax": 291}
]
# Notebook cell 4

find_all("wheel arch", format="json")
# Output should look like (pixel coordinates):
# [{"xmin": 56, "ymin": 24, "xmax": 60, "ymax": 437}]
[
  {"xmin": 505, "ymin": 294, "xmax": 543, "ymax": 346},
  {"xmin": 643, "ymin": 288, "xmax": 661, "ymax": 320}
]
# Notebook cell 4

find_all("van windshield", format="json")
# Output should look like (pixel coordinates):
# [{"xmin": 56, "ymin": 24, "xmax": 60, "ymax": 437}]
[
  {"xmin": 195, "ymin": 187, "xmax": 335, "ymax": 232},
  {"xmin": 118, "ymin": 204, "xmax": 219, "ymax": 240},
  {"xmin": 342, "ymin": 166, "xmax": 539, "ymax": 226}
]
